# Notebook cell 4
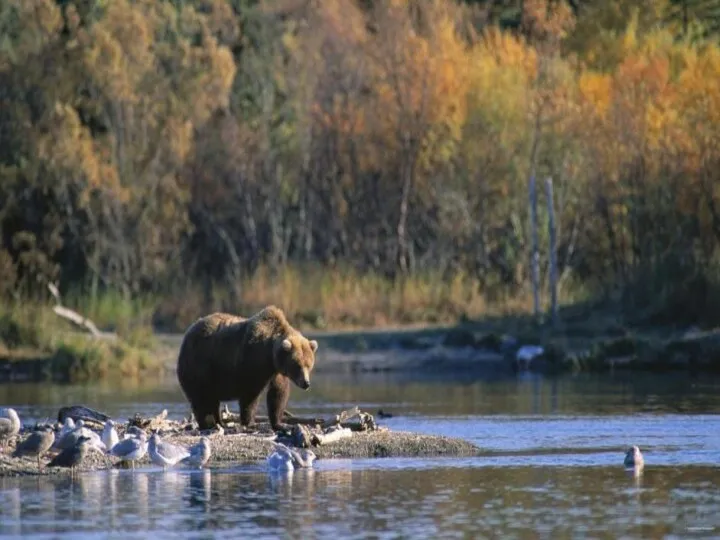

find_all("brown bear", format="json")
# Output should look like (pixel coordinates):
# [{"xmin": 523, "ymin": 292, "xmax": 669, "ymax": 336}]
[{"xmin": 176, "ymin": 305, "xmax": 318, "ymax": 431}]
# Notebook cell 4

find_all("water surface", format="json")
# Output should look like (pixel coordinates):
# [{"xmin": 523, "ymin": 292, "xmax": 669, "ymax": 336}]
[{"xmin": 1, "ymin": 371, "xmax": 720, "ymax": 538}]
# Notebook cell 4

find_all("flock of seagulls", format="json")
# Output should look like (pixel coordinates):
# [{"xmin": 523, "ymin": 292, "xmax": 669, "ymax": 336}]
[
  {"xmin": 3, "ymin": 407, "xmax": 649, "ymax": 477},
  {"xmin": 0, "ymin": 408, "xmax": 212, "ymax": 474},
  {"xmin": 2, "ymin": 407, "xmax": 313, "ymax": 475}
]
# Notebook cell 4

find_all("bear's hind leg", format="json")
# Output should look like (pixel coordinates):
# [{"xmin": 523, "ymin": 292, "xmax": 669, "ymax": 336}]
[
  {"xmin": 192, "ymin": 399, "xmax": 220, "ymax": 430},
  {"xmin": 239, "ymin": 395, "xmax": 261, "ymax": 428},
  {"xmin": 267, "ymin": 374, "xmax": 290, "ymax": 431}
]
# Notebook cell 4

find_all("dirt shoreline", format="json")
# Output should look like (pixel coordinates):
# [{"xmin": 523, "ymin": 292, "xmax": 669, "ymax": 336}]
[
  {"xmin": 3, "ymin": 316, "xmax": 720, "ymax": 384},
  {"xmin": 0, "ymin": 429, "xmax": 479, "ymax": 478}
]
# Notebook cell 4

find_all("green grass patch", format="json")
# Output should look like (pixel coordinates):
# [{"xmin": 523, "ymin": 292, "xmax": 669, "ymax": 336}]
[{"xmin": 48, "ymin": 335, "xmax": 162, "ymax": 383}]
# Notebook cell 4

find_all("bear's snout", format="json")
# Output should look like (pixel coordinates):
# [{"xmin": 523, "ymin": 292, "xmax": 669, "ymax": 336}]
[{"xmin": 298, "ymin": 379, "xmax": 311, "ymax": 390}]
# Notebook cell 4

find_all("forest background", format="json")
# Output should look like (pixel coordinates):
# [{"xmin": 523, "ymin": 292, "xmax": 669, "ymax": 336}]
[{"xmin": 2, "ymin": 0, "xmax": 720, "ymax": 357}]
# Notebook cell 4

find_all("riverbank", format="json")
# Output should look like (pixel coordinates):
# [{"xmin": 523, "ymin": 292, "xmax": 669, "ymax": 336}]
[
  {"xmin": 302, "ymin": 302, "xmax": 720, "ymax": 375},
  {"xmin": 3, "ymin": 300, "xmax": 720, "ymax": 382}
]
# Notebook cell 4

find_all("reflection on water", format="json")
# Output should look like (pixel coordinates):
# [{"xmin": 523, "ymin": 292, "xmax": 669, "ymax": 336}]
[
  {"xmin": 1, "ymin": 463, "xmax": 719, "ymax": 538},
  {"xmin": 1, "ymin": 371, "xmax": 720, "ymax": 537},
  {"xmin": 3, "ymin": 371, "xmax": 720, "ymax": 423}
]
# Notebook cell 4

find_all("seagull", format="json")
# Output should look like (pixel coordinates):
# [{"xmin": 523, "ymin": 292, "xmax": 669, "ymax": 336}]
[
  {"xmin": 516, "ymin": 345, "xmax": 544, "ymax": 370},
  {"xmin": 12, "ymin": 426, "xmax": 56, "ymax": 469},
  {"xmin": 148, "ymin": 433, "xmax": 190, "ymax": 469},
  {"xmin": 0, "ymin": 408, "xmax": 21, "ymax": 449},
  {"xmin": 109, "ymin": 431, "xmax": 147, "ymax": 469},
  {"xmin": 624, "ymin": 445, "xmax": 644, "ymax": 468},
  {"xmin": 54, "ymin": 420, "xmax": 106, "ymax": 453},
  {"xmin": 102, "ymin": 420, "xmax": 120, "ymax": 452},
  {"xmin": 181, "ymin": 437, "xmax": 212, "ymax": 469},
  {"xmin": 48, "ymin": 435, "xmax": 93, "ymax": 475},
  {"xmin": 267, "ymin": 444, "xmax": 294, "ymax": 472},
  {"xmin": 58, "ymin": 417, "xmax": 76, "ymax": 439},
  {"xmin": 267, "ymin": 443, "xmax": 317, "ymax": 472}
]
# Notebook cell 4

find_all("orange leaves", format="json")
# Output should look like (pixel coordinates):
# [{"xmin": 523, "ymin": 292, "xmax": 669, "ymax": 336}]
[
  {"xmin": 366, "ymin": 0, "xmax": 471, "ymax": 167},
  {"xmin": 521, "ymin": 0, "xmax": 576, "ymax": 51}
]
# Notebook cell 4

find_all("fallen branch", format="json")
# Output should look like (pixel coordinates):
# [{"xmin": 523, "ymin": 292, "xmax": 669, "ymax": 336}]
[
  {"xmin": 52, "ymin": 306, "xmax": 102, "ymax": 337},
  {"xmin": 129, "ymin": 409, "xmax": 169, "ymax": 431},
  {"xmin": 47, "ymin": 283, "xmax": 102, "ymax": 337},
  {"xmin": 221, "ymin": 407, "xmax": 324, "ymax": 427},
  {"xmin": 313, "ymin": 427, "xmax": 353, "ymax": 445},
  {"xmin": 323, "ymin": 406, "xmax": 361, "ymax": 427}
]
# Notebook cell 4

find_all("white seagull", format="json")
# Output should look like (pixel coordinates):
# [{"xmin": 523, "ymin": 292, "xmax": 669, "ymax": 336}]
[
  {"xmin": 110, "ymin": 430, "xmax": 148, "ymax": 469},
  {"xmin": 267, "ymin": 442, "xmax": 316, "ymax": 472},
  {"xmin": 181, "ymin": 437, "xmax": 212, "ymax": 469},
  {"xmin": 624, "ymin": 445, "xmax": 644, "ymax": 469},
  {"xmin": 0, "ymin": 408, "xmax": 21, "ymax": 449},
  {"xmin": 102, "ymin": 420, "xmax": 120, "ymax": 452},
  {"xmin": 148, "ymin": 433, "xmax": 190, "ymax": 469}
]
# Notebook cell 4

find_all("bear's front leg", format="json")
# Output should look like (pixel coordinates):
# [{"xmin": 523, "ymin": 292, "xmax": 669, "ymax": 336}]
[{"xmin": 267, "ymin": 374, "xmax": 291, "ymax": 431}]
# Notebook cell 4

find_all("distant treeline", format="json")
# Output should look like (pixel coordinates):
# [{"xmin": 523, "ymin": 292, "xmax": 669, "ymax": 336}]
[{"xmin": 1, "ymin": 0, "xmax": 720, "ymax": 326}]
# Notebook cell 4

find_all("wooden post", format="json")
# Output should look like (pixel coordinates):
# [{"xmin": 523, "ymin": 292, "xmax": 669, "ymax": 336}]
[
  {"xmin": 529, "ymin": 174, "xmax": 540, "ymax": 321},
  {"xmin": 546, "ymin": 177, "xmax": 558, "ymax": 326}
]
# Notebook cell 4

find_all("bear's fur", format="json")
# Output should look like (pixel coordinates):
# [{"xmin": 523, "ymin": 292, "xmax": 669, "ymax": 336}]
[{"xmin": 176, "ymin": 306, "xmax": 318, "ymax": 431}]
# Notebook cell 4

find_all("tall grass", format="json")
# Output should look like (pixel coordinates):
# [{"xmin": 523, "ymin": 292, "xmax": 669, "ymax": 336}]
[
  {"xmin": 154, "ymin": 264, "xmax": 586, "ymax": 332},
  {"xmin": 0, "ymin": 299, "xmax": 163, "ymax": 382},
  {"xmin": 3, "ymin": 265, "xmax": 587, "ymax": 355}
]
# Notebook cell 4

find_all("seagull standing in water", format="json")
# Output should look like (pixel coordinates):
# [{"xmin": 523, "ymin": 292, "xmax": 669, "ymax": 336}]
[
  {"xmin": 148, "ymin": 433, "xmax": 190, "ymax": 469},
  {"xmin": 624, "ymin": 445, "xmax": 644, "ymax": 469},
  {"xmin": 0, "ymin": 408, "xmax": 21, "ymax": 449},
  {"xmin": 13, "ymin": 426, "xmax": 55, "ymax": 469},
  {"xmin": 181, "ymin": 437, "xmax": 212, "ymax": 469},
  {"xmin": 110, "ymin": 430, "xmax": 147, "ymax": 470},
  {"xmin": 102, "ymin": 420, "xmax": 120, "ymax": 452},
  {"xmin": 267, "ymin": 442, "xmax": 316, "ymax": 472}
]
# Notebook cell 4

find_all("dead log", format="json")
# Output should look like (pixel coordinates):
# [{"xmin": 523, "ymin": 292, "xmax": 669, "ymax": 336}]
[
  {"xmin": 52, "ymin": 306, "xmax": 102, "ymax": 337},
  {"xmin": 129, "ymin": 409, "xmax": 169, "ymax": 431},
  {"xmin": 47, "ymin": 283, "xmax": 102, "ymax": 337},
  {"xmin": 340, "ymin": 411, "xmax": 378, "ymax": 432},
  {"xmin": 326, "ymin": 406, "xmax": 361, "ymax": 426},
  {"xmin": 313, "ymin": 427, "xmax": 353, "ymax": 445}
]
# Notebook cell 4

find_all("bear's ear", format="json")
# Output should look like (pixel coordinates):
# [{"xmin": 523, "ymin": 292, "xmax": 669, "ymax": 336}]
[
  {"xmin": 281, "ymin": 338, "xmax": 293, "ymax": 351},
  {"xmin": 309, "ymin": 339, "xmax": 318, "ymax": 352}
]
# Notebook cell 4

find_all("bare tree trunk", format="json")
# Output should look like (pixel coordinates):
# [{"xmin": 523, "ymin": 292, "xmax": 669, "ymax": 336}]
[
  {"xmin": 397, "ymin": 163, "xmax": 412, "ymax": 275},
  {"xmin": 546, "ymin": 177, "xmax": 558, "ymax": 327},
  {"xmin": 529, "ymin": 174, "xmax": 540, "ymax": 321}
]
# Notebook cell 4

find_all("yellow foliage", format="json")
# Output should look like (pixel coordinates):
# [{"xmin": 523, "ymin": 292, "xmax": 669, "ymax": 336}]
[
  {"xmin": 36, "ymin": 103, "xmax": 124, "ymax": 204},
  {"xmin": 578, "ymin": 72, "xmax": 612, "ymax": 118}
]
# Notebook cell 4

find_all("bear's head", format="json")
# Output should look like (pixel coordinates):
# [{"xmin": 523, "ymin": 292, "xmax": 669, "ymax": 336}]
[{"xmin": 274, "ymin": 334, "xmax": 318, "ymax": 390}]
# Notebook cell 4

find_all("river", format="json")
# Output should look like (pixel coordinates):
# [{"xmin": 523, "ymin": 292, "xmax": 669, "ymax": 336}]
[{"xmin": 1, "ymin": 371, "xmax": 720, "ymax": 538}]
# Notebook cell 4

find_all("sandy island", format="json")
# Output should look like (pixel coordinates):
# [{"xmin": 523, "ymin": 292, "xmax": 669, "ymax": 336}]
[{"xmin": 0, "ymin": 409, "xmax": 479, "ymax": 477}]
